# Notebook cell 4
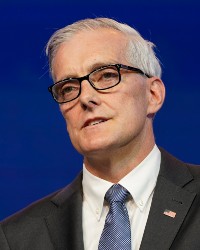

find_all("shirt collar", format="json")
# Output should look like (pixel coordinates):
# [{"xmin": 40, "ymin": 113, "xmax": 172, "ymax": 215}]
[
  {"xmin": 83, "ymin": 166, "xmax": 113, "ymax": 220},
  {"xmin": 119, "ymin": 145, "xmax": 161, "ymax": 211},
  {"xmin": 82, "ymin": 145, "xmax": 161, "ymax": 220}
]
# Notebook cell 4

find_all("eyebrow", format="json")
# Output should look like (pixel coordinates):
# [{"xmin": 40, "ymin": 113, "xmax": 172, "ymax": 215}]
[
  {"xmin": 87, "ymin": 61, "xmax": 117, "ymax": 72},
  {"xmin": 56, "ymin": 61, "xmax": 119, "ymax": 83}
]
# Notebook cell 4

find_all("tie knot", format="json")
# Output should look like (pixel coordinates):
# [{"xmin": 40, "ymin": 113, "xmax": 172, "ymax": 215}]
[{"xmin": 105, "ymin": 184, "xmax": 129, "ymax": 204}]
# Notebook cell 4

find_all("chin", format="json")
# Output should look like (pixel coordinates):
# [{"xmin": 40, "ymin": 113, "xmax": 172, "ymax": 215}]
[{"xmin": 78, "ymin": 139, "xmax": 113, "ymax": 156}]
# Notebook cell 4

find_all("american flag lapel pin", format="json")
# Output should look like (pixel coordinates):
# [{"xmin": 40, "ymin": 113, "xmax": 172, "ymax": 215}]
[{"xmin": 163, "ymin": 209, "xmax": 176, "ymax": 218}]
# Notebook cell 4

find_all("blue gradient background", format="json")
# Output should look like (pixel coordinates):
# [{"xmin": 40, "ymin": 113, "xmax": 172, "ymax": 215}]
[{"xmin": 1, "ymin": 0, "xmax": 200, "ymax": 220}]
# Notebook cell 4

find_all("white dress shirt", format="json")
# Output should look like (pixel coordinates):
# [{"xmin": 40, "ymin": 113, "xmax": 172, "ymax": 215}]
[{"xmin": 82, "ymin": 145, "xmax": 161, "ymax": 250}]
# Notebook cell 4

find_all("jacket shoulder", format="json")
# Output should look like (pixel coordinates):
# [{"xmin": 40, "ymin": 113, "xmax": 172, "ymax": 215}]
[
  {"xmin": 186, "ymin": 163, "xmax": 200, "ymax": 177},
  {"xmin": 0, "ymin": 173, "xmax": 83, "ymax": 250},
  {"xmin": 160, "ymin": 147, "xmax": 200, "ymax": 192},
  {"xmin": 1, "ymin": 172, "xmax": 82, "ymax": 224},
  {"xmin": 0, "ymin": 190, "xmax": 60, "ymax": 250},
  {"xmin": 1, "ymin": 189, "xmax": 60, "ymax": 225}
]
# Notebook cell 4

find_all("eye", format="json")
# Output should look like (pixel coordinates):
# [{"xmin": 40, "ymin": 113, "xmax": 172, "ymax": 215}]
[
  {"xmin": 61, "ymin": 85, "xmax": 77, "ymax": 94},
  {"xmin": 94, "ymin": 67, "xmax": 118, "ymax": 82},
  {"xmin": 58, "ymin": 80, "xmax": 80, "ymax": 97},
  {"xmin": 102, "ymin": 72, "xmax": 118, "ymax": 80}
]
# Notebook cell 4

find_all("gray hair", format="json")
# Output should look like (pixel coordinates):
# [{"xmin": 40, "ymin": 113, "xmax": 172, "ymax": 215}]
[{"xmin": 46, "ymin": 18, "xmax": 162, "ymax": 78}]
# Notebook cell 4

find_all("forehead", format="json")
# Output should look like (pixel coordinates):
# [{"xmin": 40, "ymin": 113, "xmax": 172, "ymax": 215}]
[{"xmin": 52, "ymin": 28, "xmax": 129, "ymax": 79}]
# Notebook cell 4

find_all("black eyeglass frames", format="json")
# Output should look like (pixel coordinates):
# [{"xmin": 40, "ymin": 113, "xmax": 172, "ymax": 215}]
[{"xmin": 48, "ymin": 63, "xmax": 150, "ymax": 104}]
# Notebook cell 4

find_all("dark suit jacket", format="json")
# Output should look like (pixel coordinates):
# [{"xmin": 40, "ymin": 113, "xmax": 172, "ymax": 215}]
[{"xmin": 1, "ymin": 148, "xmax": 200, "ymax": 250}]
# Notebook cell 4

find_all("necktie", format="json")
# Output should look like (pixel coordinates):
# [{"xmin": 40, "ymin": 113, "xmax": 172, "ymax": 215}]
[{"xmin": 98, "ymin": 184, "xmax": 131, "ymax": 250}]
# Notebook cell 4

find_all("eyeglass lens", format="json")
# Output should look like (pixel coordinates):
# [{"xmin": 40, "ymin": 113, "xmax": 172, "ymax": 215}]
[{"xmin": 52, "ymin": 65, "xmax": 120, "ymax": 103}]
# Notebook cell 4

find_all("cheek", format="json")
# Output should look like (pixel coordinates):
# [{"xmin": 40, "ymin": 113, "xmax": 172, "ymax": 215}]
[
  {"xmin": 65, "ymin": 117, "xmax": 80, "ymax": 150},
  {"xmin": 59, "ymin": 106, "xmax": 78, "ymax": 137},
  {"xmin": 65, "ymin": 114, "xmax": 77, "ymax": 135},
  {"xmin": 121, "ymin": 86, "xmax": 148, "ymax": 121}
]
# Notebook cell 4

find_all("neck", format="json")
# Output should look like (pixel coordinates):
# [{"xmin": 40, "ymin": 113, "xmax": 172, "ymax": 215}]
[{"xmin": 84, "ymin": 135, "xmax": 155, "ymax": 183}]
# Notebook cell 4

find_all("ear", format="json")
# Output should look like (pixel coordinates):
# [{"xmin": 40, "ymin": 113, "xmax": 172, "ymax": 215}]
[{"xmin": 147, "ymin": 77, "xmax": 165, "ymax": 117}]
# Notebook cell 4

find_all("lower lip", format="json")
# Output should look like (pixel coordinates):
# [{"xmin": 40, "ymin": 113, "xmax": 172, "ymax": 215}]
[{"xmin": 84, "ymin": 120, "xmax": 107, "ymax": 129}]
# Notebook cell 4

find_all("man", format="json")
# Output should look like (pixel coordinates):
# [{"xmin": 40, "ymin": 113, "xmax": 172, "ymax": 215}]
[{"xmin": 1, "ymin": 17, "xmax": 200, "ymax": 250}]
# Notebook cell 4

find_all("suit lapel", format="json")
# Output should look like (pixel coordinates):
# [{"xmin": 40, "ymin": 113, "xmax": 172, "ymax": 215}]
[
  {"xmin": 42, "ymin": 149, "xmax": 196, "ymax": 250},
  {"xmin": 140, "ymin": 176, "xmax": 196, "ymax": 250},
  {"xmin": 140, "ymin": 149, "xmax": 196, "ymax": 250},
  {"xmin": 45, "ymin": 173, "xmax": 84, "ymax": 250}
]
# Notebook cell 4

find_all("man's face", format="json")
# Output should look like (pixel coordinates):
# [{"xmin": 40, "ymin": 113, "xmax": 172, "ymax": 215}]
[{"xmin": 52, "ymin": 28, "xmax": 160, "ymax": 158}]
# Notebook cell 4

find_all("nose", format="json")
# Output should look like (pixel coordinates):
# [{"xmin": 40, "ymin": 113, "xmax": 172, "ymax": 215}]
[{"xmin": 79, "ymin": 79, "xmax": 101, "ymax": 109}]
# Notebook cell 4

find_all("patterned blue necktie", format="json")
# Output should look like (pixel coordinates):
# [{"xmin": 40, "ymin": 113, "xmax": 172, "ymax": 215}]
[{"xmin": 98, "ymin": 184, "xmax": 131, "ymax": 250}]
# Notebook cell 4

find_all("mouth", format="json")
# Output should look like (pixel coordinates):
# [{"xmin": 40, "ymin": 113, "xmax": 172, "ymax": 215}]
[{"xmin": 83, "ymin": 118, "xmax": 108, "ymax": 128}]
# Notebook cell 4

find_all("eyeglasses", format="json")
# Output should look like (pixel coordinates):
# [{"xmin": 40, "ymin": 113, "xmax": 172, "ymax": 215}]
[{"xmin": 48, "ymin": 64, "xmax": 150, "ymax": 104}]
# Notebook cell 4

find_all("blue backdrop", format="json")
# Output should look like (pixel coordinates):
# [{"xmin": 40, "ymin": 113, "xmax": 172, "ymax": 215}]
[{"xmin": 1, "ymin": 0, "xmax": 200, "ymax": 220}]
